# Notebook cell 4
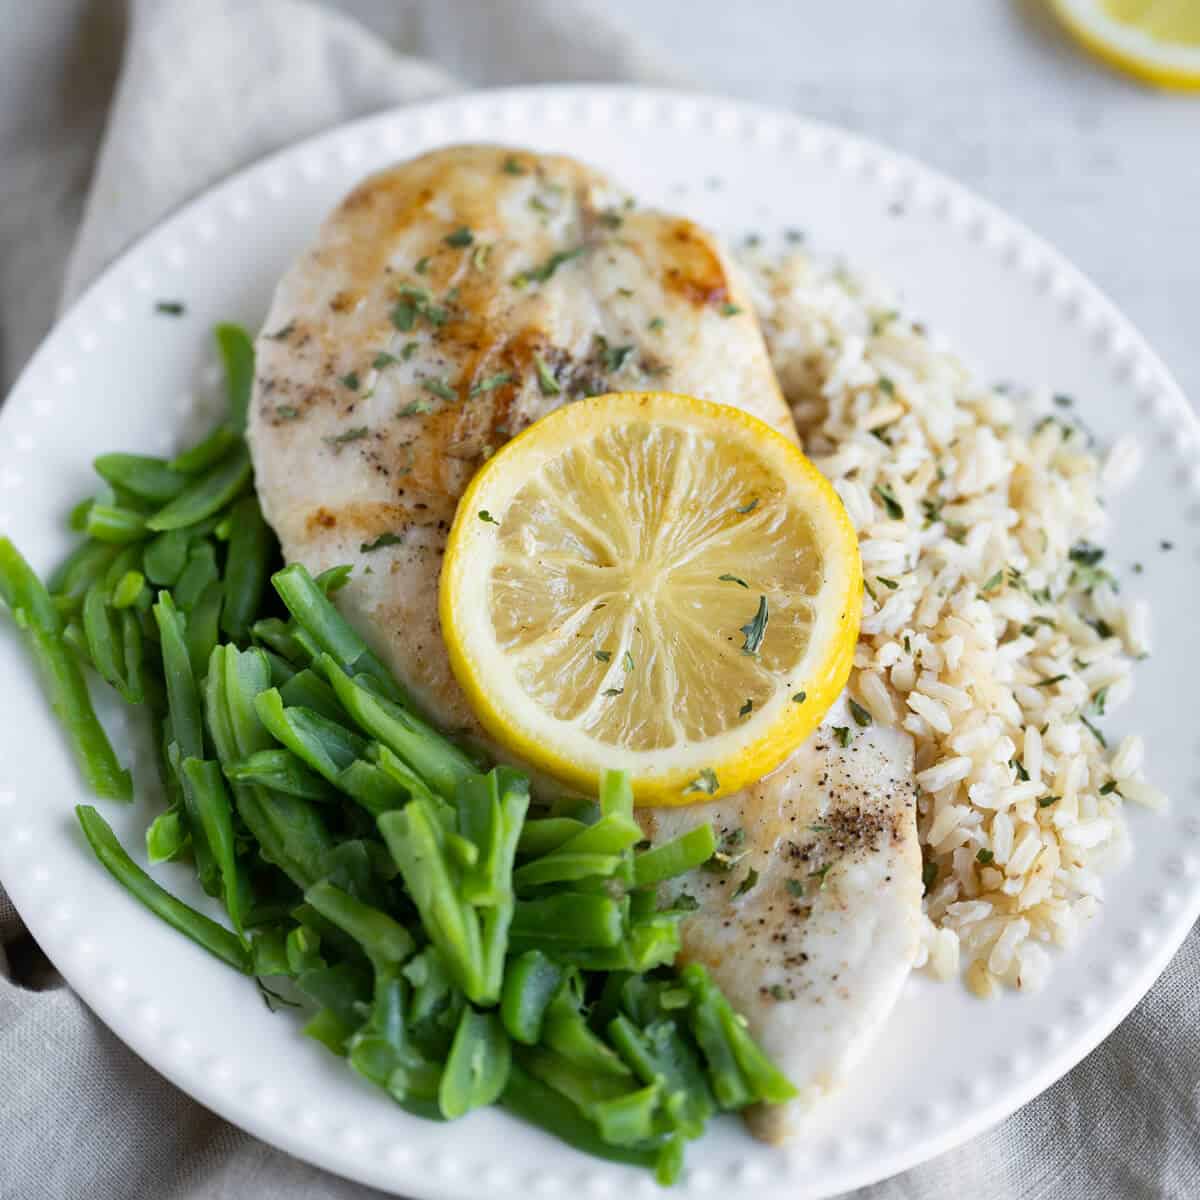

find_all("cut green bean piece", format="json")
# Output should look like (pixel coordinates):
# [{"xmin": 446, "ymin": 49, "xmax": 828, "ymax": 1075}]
[
  {"xmin": 278, "ymin": 668, "xmax": 345, "ymax": 723},
  {"xmin": 599, "ymin": 769, "xmax": 634, "ymax": 819},
  {"xmin": 182, "ymin": 757, "xmax": 245, "ymax": 935},
  {"xmin": 84, "ymin": 504, "xmax": 147, "ymax": 544},
  {"xmin": 680, "ymin": 963, "xmax": 797, "ymax": 1104},
  {"xmin": 94, "ymin": 453, "xmax": 188, "ymax": 504},
  {"xmin": 82, "ymin": 579, "xmax": 126, "ymax": 693},
  {"xmin": 607, "ymin": 1015, "xmax": 714, "ymax": 1139},
  {"xmin": 543, "ymin": 979, "xmax": 631, "ymax": 1078},
  {"xmin": 251, "ymin": 926, "xmax": 291, "ymax": 977},
  {"xmin": 215, "ymin": 323, "xmax": 255, "ymax": 433},
  {"xmin": 318, "ymin": 656, "xmax": 475, "ymax": 800},
  {"xmin": 146, "ymin": 807, "xmax": 189, "ymax": 863},
  {"xmin": 500, "ymin": 1063, "xmax": 660, "ymax": 1171},
  {"xmin": 286, "ymin": 925, "xmax": 324, "ymax": 974},
  {"xmin": 510, "ymin": 893, "xmax": 624, "ymax": 949},
  {"xmin": 457, "ymin": 767, "xmax": 528, "ymax": 906},
  {"xmin": 48, "ymin": 540, "xmax": 119, "ymax": 599},
  {"xmin": 143, "ymin": 528, "xmax": 190, "ymax": 586},
  {"xmin": 220, "ymin": 644, "xmax": 274, "ymax": 757},
  {"xmin": 251, "ymin": 617, "xmax": 318, "ymax": 666},
  {"xmin": 378, "ymin": 802, "xmax": 487, "ymax": 1003},
  {"xmin": 439, "ymin": 1008, "xmax": 511, "ymax": 1119},
  {"xmin": 254, "ymin": 689, "xmax": 365, "ymax": 782},
  {"xmin": 237, "ymin": 788, "xmax": 332, "ymax": 890},
  {"xmin": 221, "ymin": 494, "xmax": 272, "ymax": 640},
  {"xmin": 146, "ymin": 443, "xmax": 251, "ymax": 531},
  {"xmin": 632, "ymin": 823, "xmax": 716, "ymax": 888},
  {"xmin": 185, "ymin": 579, "xmax": 223, "ymax": 679},
  {"xmin": 513, "ymin": 852, "xmax": 624, "ymax": 889},
  {"xmin": 111, "ymin": 570, "xmax": 145, "ymax": 609},
  {"xmin": 170, "ymin": 424, "xmax": 239, "ymax": 474},
  {"xmin": 517, "ymin": 817, "xmax": 587, "ymax": 858},
  {"xmin": 315, "ymin": 564, "xmax": 352, "ymax": 595},
  {"xmin": 76, "ymin": 805, "xmax": 249, "ymax": 972},
  {"xmin": 336, "ymin": 758, "xmax": 409, "ymax": 815},
  {"xmin": 500, "ymin": 950, "xmax": 563, "ymax": 1045},
  {"xmin": 592, "ymin": 1082, "xmax": 662, "ymax": 1147},
  {"xmin": 305, "ymin": 880, "xmax": 415, "ymax": 967},
  {"xmin": 516, "ymin": 1046, "xmax": 638, "ymax": 1120},
  {"xmin": 153, "ymin": 593, "xmax": 204, "ymax": 761},
  {"xmin": 0, "ymin": 539, "xmax": 131, "ymax": 799},
  {"xmin": 173, "ymin": 541, "xmax": 219, "ymax": 610},
  {"xmin": 224, "ymin": 748, "xmax": 332, "ymax": 800},
  {"xmin": 372, "ymin": 744, "xmax": 439, "ymax": 807}
]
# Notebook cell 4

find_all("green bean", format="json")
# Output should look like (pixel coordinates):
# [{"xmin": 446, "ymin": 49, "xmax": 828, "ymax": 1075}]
[
  {"xmin": 439, "ymin": 1008, "xmax": 511, "ymax": 1119},
  {"xmin": 457, "ymin": 768, "xmax": 528, "ymax": 906},
  {"xmin": 278, "ymin": 668, "xmax": 345, "ymax": 722},
  {"xmin": 76, "ymin": 805, "xmax": 249, "ymax": 972},
  {"xmin": 48, "ymin": 540, "xmax": 119, "ymax": 598},
  {"xmin": 237, "ymin": 789, "xmax": 332, "ymax": 889},
  {"xmin": 510, "ymin": 893, "xmax": 624, "ymax": 950},
  {"xmin": 543, "ymin": 977, "xmax": 631, "ymax": 1078},
  {"xmin": 68, "ymin": 495, "xmax": 95, "ymax": 532},
  {"xmin": 254, "ymin": 689, "xmax": 365, "ymax": 781},
  {"xmin": 220, "ymin": 495, "xmax": 272, "ymax": 640},
  {"xmin": 62, "ymin": 621, "xmax": 89, "ymax": 663},
  {"xmin": 335, "ymin": 759, "xmax": 409, "ymax": 815},
  {"xmin": 530, "ymin": 812, "xmax": 643, "ymax": 861},
  {"xmin": 153, "ymin": 593, "xmax": 204, "ymax": 760},
  {"xmin": 143, "ymin": 528, "xmax": 190, "ymax": 586},
  {"xmin": 599, "ymin": 769, "xmax": 634, "ymax": 819},
  {"xmin": 679, "ymin": 963, "xmax": 796, "ymax": 1105},
  {"xmin": 82, "ymin": 579, "xmax": 126, "ymax": 693},
  {"xmin": 94, "ymin": 453, "xmax": 188, "ymax": 504},
  {"xmin": 318, "ymin": 656, "xmax": 475, "ymax": 800},
  {"xmin": 220, "ymin": 644, "xmax": 275, "ymax": 757},
  {"xmin": 170, "ymin": 424, "xmax": 239, "ymax": 473},
  {"xmin": 513, "ymin": 853, "xmax": 624, "ymax": 889},
  {"xmin": 500, "ymin": 950, "xmax": 563, "ymax": 1045},
  {"xmin": 305, "ymin": 880, "xmax": 415, "ymax": 967},
  {"xmin": 517, "ymin": 817, "xmax": 587, "ymax": 858},
  {"xmin": 111, "ymin": 570, "xmax": 146, "ymax": 608},
  {"xmin": 185, "ymin": 579, "xmax": 223, "ymax": 678},
  {"xmin": 173, "ymin": 541, "xmax": 219, "ymax": 610},
  {"xmin": 297, "ymin": 961, "xmax": 372, "ymax": 1055},
  {"xmin": 223, "ymin": 748, "xmax": 332, "ymax": 800},
  {"xmin": 632, "ymin": 823, "xmax": 716, "ymax": 889},
  {"xmin": 272, "ymin": 565, "xmax": 413, "ymax": 707},
  {"xmin": 0, "ymin": 539, "xmax": 131, "ymax": 799},
  {"xmin": 378, "ymin": 800, "xmax": 487, "ymax": 1004},
  {"xmin": 84, "ymin": 504, "xmax": 147, "ymax": 543},
  {"xmin": 251, "ymin": 617, "xmax": 317, "ymax": 666},
  {"xmin": 182, "ymin": 757, "xmax": 245, "ymax": 934},
  {"xmin": 592, "ymin": 1083, "xmax": 663, "ymax": 1148},
  {"xmin": 146, "ymin": 807, "xmax": 189, "ymax": 863},
  {"xmin": 371, "ymin": 744, "xmax": 439, "ymax": 806},
  {"xmin": 215, "ymin": 323, "xmax": 255, "ymax": 434},
  {"xmin": 315, "ymin": 564, "xmax": 352, "ymax": 595},
  {"xmin": 607, "ymin": 1015, "xmax": 713, "ymax": 1139},
  {"xmin": 263, "ymin": 649, "xmax": 297, "ymax": 686},
  {"xmin": 500, "ymin": 1063, "xmax": 660, "ymax": 1172},
  {"xmin": 146, "ymin": 443, "xmax": 251, "ymax": 532},
  {"xmin": 251, "ymin": 926, "xmax": 291, "ymax": 977},
  {"xmin": 286, "ymin": 925, "xmax": 324, "ymax": 974}
]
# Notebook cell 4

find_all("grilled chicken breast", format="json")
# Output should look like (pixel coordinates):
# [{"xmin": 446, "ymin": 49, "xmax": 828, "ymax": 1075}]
[
  {"xmin": 249, "ymin": 144, "xmax": 792, "ymax": 732},
  {"xmin": 249, "ymin": 144, "xmax": 921, "ymax": 1142},
  {"xmin": 642, "ymin": 695, "xmax": 921, "ymax": 1142}
]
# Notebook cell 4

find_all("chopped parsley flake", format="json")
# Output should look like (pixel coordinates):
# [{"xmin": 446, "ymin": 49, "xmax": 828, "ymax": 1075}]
[
  {"xmin": 477, "ymin": 510, "xmax": 500, "ymax": 526},
  {"xmin": 976, "ymin": 848, "xmax": 994, "ymax": 865},
  {"xmin": 810, "ymin": 863, "xmax": 832, "ymax": 885},
  {"xmin": 833, "ymin": 726, "xmax": 852, "ymax": 748},
  {"xmin": 1080, "ymin": 714, "xmax": 1107, "ymax": 748},
  {"xmin": 768, "ymin": 983, "xmax": 793, "ymax": 1001},
  {"xmin": 873, "ymin": 483, "xmax": 904, "ymax": 520},
  {"xmin": 340, "ymin": 371, "xmax": 360, "ymax": 391},
  {"xmin": 601, "ymin": 687, "xmax": 624, "ymax": 697},
  {"xmin": 274, "ymin": 405, "xmax": 300, "ymax": 421},
  {"xmin": 720, "ymin": 302, "xmax": 743, "ymax": 317},
  {"xmin": 648, "ymin": 316, "xmax": 666, "ymax": 332},
  {"xmin": 471, "ymin": 243, "xmax": 492, "ymax": 271},
  {"xmin": 876, "ymin": 576, "xmax": 899, "ymax": 590},
  {"xmin": 736, "ymin": 498, "xmax": 759, "ymax": 515},
  {"xmin": 594, "ymin": 650, "xmax": 611, "ymax": 663},
  {"xmin": 879, "ymin": 376, "xmax": 896, "ymax": 396},
  {"xmin": 399, "ymin": 399, "xmax": 433, "ymax": 416},
  {"xmin": 1012, "ymin": 758, "xmax": 1030, "ymax": 782},
  {"xmin": 596, "ymin": 337, "xmax": 634, "ymax": 373},
  {"xmin": 922, "ymin": 860, "xmax": 938, "ymax": 893},
  {"xmin": 421, "ymin": 377, "xmax": 457, "ymax": 401},
  {"xmin": 785, "ymin": 878, "xmax": 806, "ymax": 897},
  {"xmin": 793, "ymin": 691, "xmax": 807, "ymax": 704},
  {"xmin": 470, "ymin": 371, "xmax": 514, "ymax": 396},
  {"xmin": 502, "ymin": 155, "xmax": 526, "ymax": 175},
  {"xmin": 360, "ymin": 532, "xmax": 404, "ymax": 553},
  {"xmin": 324, "ymin": 426, "xmax": 368, "ymax": 448},
  {"xmin": 684, "ymin": 768, "xmax": 719, "ymax": 795},
  {"xmin": 1068, "ymin": 541, "xmax": 1105, "ymax": 567},
  {"xmin": 622, "ymin": 650, "xmax": 635, "ymax": 673},
  {"xmin": 444, "ymin": 226, "xmax": 473, "ymax": 248},
  {"xmin": 1037, "ymin": 794, "xmax": 1060, "ymax": 808},
  {"xmin": 981, "ymin": 570, "xmax": 1005, "ymax": 594},
  {"xmin": 673, "ymin": 892, "xmax": 700, "ymax": 912},
  {"xmin": 1035, "ymin": 674, "xmax": 1068, "ymax": 688},
  {"xmin": 1053, "ymin": 393, "xmax": 1074, "ymax": 408},
  {"xmin": 739, "ymin": 698, "xmax": 753, "ymax": 717},
  {"xmin": 511, "ymin": 245, "xmax": 586, "ymax": 288},
  {"xmin": 414, "ymin": 256, "xmax": 430, "ymax": 275},
  {"xmin": 155, "ymin": 300, "xmax": 185, "ymax": 316},
  {"xmin": 373, "ymin": 352, "xmax": 398, "ymax": 369},
  {"xmin": 533, "ymin": 352, "xmax": 561, "ymax": 396},
  {"xmin": 848, "ymin": 698, "xmax": 873, "ymax": 727},
  {"xmin": 733, "ymin": 866, "xmax": 759, "ymax": 898},
  {"xmin": 739, "ymin": 595, "xmax": 769, "ymax": 655},
  {"xmin": 719, "ymin": 573, "xmax": 748, "ymax": 588},
  {"xmin": 1100, "ymin": 780, "xmax": 1121, "ymax": 796}
]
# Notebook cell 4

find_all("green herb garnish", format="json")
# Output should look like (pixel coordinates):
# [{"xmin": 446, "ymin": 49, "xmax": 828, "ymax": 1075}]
[
  {"xmin": 684, "ymin": 768, "xmax": 719, "ymax": 795},
  {"xmin": 444, "ymin": 226, "xmax": 474, "ymax": 248},
  {"xmin": 833, "ymin": 726, "xmax": 852, "ymax": 748},
  {"xmin": 736, "ymin": 498, "xmax": 759, "ymax": 515},
  {"xmin": 324, "ymin": 426, "xmax": 368, "ymax": 448},
  {"xmin": 155, "ymin": 300, "xmax": 185, "ymax": 316},
  {"xmin": 421, "ymin": 377, "xmax": 458, "ymax": 402},
  {"xmin": 719, "ymin": 573, "xmax": 748, "ymax": 588},
  {"xmin": 470, "ymin": 372, "xmax": 514, "ymax": 396},
  {"xmin": 873, "ymin": 484, "xmax": 904, "ymax": 520},
  {"xmin": 739, "ymin": 596, "xmax": 769, "ymax": 655},
  {"xmin": 340, "ymin": 371, "xmax": 360, "ymax": 391},
  {"xmin": 848, "ymin": 699, "xmax": 872, "ymax": 727},
  {"xmin": 739, "ymin": 699, "xmax": 753, "ymax": 717},
  {"xmin": 511, "ymin": 245, "xmax": 586, "ymax": 288},
  {"xmin": 976, "ymin": 848, "xmax": 994, "ymax": 865},
  {"xmin": 477, "ymin": 510, "xmax": 500, "ymax": 526},
  {"xmin": 733, "ymin": 867, "xmax": 759, "ymax": 898},
  {"xmin": 594, "ymin": 650, "xmax": 611, "ymax": 663},
  {"xmin": 360, "ymin": 532, "xmax": 405, "ymax": 553}
]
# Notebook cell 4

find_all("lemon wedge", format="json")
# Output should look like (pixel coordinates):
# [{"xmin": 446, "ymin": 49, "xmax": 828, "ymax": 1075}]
[
  {"xmin": 1053, "ymin": 0, "xmax": 1200, "ymax": 89},
  {"xmin": 440, "ymin": 392, "xmax": 861, "ymax": 805}
]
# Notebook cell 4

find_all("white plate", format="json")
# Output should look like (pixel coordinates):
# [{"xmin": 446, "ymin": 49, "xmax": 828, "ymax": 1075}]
[{"xmin": 1, "ymin": 86, "xmax": 1197, "ymax": 1199}]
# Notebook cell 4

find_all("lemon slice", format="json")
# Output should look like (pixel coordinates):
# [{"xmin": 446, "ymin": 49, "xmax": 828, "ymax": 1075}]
[
  {"xmin": 1053, "ymin": 0, "xmax": 1200, "ymax": 89},
  {"xmin": 440, "ymin": 392, "xmax": 861, "ymax": 805}
]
